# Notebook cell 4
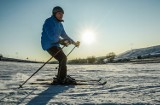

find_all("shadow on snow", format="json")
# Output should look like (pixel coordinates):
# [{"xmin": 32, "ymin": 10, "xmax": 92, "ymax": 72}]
[{"xmin": 26, "ymin": 85, "xmax": 74, "ymax": 105}]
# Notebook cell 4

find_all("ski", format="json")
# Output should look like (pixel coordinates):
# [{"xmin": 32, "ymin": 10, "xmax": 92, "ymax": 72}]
[
  {"xmin": 30, "ymin": 79, "xmax": 106, "ymax": 86},
  {"xmin": 36, "ymin": 78, "xmax": 102, "ymax": 82},
  {"xmin": 30, "ymin": 81, "xmax": 106, "ymax": 86},
  {"xmin": 75, "ymin": 81, "xmax": 107, "ymax": 85}
]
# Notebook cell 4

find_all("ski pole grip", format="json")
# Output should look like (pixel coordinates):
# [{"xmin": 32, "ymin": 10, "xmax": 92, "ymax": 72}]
[{"xmin": 75, "ymin": 41, "xmax": 80, "ymax": 47}]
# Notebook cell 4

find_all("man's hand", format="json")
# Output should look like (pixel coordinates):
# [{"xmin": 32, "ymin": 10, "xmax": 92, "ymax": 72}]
[
  {"xmin": 59, "ymin": 39, "xmax": 70, "ymax": 47},
  {"xmin": 73, "ymin": 41, "xmax": 80, "ymax": 47},
  {"xmin": 59, "ymin": 39, "xmax": 80, "ymax": 47}
]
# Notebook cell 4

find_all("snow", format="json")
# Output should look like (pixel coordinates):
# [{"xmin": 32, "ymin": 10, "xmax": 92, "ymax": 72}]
[{"xmin": 0, "ymin": 61, "xmax": 160, "ymax": 105}]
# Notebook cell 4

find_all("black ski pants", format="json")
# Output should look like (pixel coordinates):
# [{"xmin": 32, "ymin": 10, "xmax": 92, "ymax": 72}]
[{"xmin": 47, "ymin": 46, "xmax": 67, "ymax": 81}]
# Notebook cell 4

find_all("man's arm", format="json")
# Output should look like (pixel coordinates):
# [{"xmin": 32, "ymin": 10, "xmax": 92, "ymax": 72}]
[{"xmin": 60, "ymin": 25, "xmax": 75, "ymax": 44}]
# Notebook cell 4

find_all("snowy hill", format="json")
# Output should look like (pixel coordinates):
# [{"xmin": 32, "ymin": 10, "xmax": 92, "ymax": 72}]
[{"xmin": 115, "ymin": 45, "xmax": 160, "ymax": 60}]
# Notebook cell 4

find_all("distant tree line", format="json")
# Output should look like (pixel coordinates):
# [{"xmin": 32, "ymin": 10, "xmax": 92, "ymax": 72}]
[
  {"xmin": 0, "ymin": 54, "xmax": 3, "ymax": 61},
  {"xmin": 68, "ymin": 52, "xmax": 116, "ymax": 64}
]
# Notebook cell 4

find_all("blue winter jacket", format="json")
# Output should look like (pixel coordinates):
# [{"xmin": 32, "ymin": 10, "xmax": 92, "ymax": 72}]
[{"xmin": 41, "ymin": 16, "xmax": 74, "ymax": 50}]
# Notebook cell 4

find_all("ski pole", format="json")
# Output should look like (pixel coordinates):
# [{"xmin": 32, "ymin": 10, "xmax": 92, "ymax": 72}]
[
  {"xmin": 67, "ymin": 46, "xmax": 76, "ymax": 56},
  {"xmin": 0, "ymin": 46, "xmax": 65, "ymax": 101},
  {"xmin": 18, "ymin": 46, "xmax": 65, "ymax": 88}
]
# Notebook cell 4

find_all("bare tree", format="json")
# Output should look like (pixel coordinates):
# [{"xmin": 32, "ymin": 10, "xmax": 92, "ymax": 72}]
[{"xmin": 106, "ymin": 52, "xmax": 116, "ymax": 62}]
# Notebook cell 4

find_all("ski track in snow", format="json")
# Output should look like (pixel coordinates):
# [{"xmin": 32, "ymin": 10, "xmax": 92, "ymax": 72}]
[{"xmin": 0, "ymin": 61, "xmax": 160, "ymax": 105}]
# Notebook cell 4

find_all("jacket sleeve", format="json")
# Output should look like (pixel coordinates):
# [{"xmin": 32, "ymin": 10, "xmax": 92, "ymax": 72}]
[
  {"xmin": 60, "ymin": 24, "xmax": 75, "ymax": 43},
  {"xmin": 43, "ymin": 19, "xmax": 59, "ymax": 43}
]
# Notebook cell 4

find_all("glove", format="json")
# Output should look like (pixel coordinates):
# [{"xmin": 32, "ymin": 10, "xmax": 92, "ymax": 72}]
[
  {"xmin": 73, "ymin": 41, "xmax": 80, "ymax": 47},
  {"xmin": 59, "ymin": 39, "xmax": 70, "ymax": 47}
]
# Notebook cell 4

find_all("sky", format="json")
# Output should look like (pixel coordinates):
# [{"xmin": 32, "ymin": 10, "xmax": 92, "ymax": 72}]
[{"xmin": 0, "ymin": 0, "xmax": 160, "ymax": 61}]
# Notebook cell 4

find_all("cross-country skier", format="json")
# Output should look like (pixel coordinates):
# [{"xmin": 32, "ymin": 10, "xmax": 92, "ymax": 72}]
[{"xmin": 41, "ymin": 6, "xmax": 80, "ymax": 84}]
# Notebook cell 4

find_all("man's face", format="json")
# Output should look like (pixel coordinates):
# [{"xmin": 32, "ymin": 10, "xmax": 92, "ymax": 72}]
[{"xmin": 55, "ymin": 12, "xmax": 63, "ymax": 21}]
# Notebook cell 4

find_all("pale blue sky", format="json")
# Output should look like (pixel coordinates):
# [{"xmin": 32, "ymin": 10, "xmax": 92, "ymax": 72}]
[{"xmin": 0, "ymin": 0, "xmax": 160, "ymax": 61}]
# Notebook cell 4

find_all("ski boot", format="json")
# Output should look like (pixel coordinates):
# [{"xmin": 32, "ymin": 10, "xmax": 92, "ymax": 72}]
[
  {"xmin": 62, "ymin": 75, "xmax": 77, "ymax": 85},
  {"xmin": 51, "ymin": 75, "xmax": 77, "ymax": 85}
]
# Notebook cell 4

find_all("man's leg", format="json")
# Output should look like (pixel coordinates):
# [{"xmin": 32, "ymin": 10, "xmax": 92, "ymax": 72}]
[
  {"xmin": 47, "ymin": 46, "xmax": 67, "ymax": 82},
  {"xmin": 57, "ymin": 56, "xmax": 67, "ymax": 81}
]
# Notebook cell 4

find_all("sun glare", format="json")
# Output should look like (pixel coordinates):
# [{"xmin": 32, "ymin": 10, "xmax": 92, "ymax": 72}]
[{"xmin": 82, "ymin": 30, "xmax": 95, "ymax": 45}]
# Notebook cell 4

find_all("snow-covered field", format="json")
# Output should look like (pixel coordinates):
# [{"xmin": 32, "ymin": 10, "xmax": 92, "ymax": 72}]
[{"xmin": 0, "ymin": 61, "xmax": 160, "ymax": 105}]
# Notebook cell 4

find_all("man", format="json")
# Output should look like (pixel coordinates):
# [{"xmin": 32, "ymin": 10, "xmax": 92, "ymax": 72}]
[{"xmin": 41, "ymin": 6, "xmax": 79, "ymax": 84}]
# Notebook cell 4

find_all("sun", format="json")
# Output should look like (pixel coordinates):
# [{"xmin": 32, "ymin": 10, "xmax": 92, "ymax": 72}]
[{"xmin": 82, "ymin": 30, "xmax": 95, "ymax": 45}]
